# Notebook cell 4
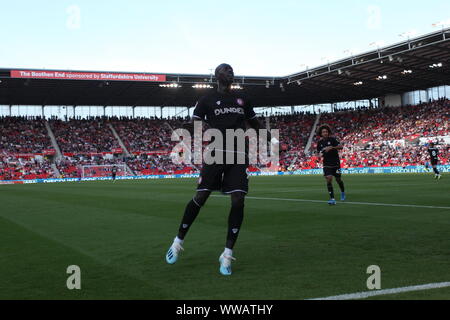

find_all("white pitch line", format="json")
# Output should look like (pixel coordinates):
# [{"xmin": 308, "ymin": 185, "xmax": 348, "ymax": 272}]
[
  {"xmin": 212, "ymin": 195, "xmax": 450, "ymax": 210},
  {"xmin": 308, "ymin": 282, "xmax": 450, "ymax": 300}
]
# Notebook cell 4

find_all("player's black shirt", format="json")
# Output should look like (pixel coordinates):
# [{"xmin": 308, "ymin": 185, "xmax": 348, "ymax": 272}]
[
  {"xmin": 193, "ymin": 91, "xmax": 256, "ymax": 132},
  {"xmin": 428, "ymin": 148, "xmax": 439, "ymax": 161},
  {"xmin": 317, "ymin": 137, "xmax": 341, "ymax": 167},
  {"xmin": 112, "ymin": 167, "xmax": 117, "ymax": 174},
  {"xmin": 193, "ymin": 91, "xmax": 256, "ymax": 155}
]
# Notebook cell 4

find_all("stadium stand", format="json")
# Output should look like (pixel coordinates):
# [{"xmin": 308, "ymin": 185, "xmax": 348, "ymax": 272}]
[
  {"xmin": 0, "ymin": 154, "xmax": 55, "ymax": 180},
  {"xmin": 49, "ymin": 117, "xmax": 121, "ymax": 154},
  {"xmin": 0, "ymin": 116, "xmax": 53, "ymax": 154},
  {"xmin": 0, "ymin": 99, "xmax": 449, "ymax": 180},
  {"xmin": 271, "ymin": 112, "xmax": 317, "ymax": 171},
  {"xmin": 303, "ymin": 98, "xmax": 450, "ymax": 170},
  {"xmin": 110, "ymin": 117, "xmax": 181, "ymax": 153}
]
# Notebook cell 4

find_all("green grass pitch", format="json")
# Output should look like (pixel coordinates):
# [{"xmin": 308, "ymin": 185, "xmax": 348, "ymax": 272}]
[{"xmin": 0, "ymin": 174, "xmax": 449, "ymax": 300}]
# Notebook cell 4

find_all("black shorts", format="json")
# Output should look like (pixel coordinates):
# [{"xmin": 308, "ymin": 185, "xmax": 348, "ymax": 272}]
[
  {"xmin": 112, "ymin": 173, "xmax": 116, "ymax": 179},
  {"xmin": 323, "ymin": 167, "xmax": 342, "ymax": 178},
  {"xmin": 197, "ymin": 164, "xmax": 249, "ymax": 194},
  {"xmin": 431, "ymin": 159, "xmax": 439, "ymax": 166}
]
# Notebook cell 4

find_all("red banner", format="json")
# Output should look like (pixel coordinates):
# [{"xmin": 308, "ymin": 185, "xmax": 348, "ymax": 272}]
[
  {"xmin": 43, "ymin": 149, "xmax": 56, "ymax": 155},
  {"xmin": 11, "ymin": 151, "xmax": 57, "ymax": 157},
  {"xmin": 11, "ymin": 70, "xmax": 166, "ymax": 82},
  {"xmin": 132, "ymin": 150, "xmax": 170, "ymax": 155},
  {"xmin": 14, "ymin": 153, "xmax": 40, "ymax": 158},
  {"xmin": 112, "ymin": 148, "xmax": 123, "ymax": 154}
]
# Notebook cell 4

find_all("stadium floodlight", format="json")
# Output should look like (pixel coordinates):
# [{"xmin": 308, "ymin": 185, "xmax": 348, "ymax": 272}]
[
  {"xmin": 376, "ymin": 75, "xmax": 388, "ymax": 80},
  {"xmin": 265, "ymin": 81, "xmax": 270, "ymax": 89},
  {"xmin": 430, "ymin": 62, "xmax": 443, "ymax": 69},
  {"xmin": 160, "ymin": 83, "xmax": 180, "ymax": 88},
  {"xmin": 353, "ymin": 81, "xmax": 363, "ymax": 86},
  {"xmin": 429, "ymin": 63, "xmax": 443, "ymax": 69},
  {"xmin": 401, "ymin": 70, "xmax": 413, "ymax": 75},
  {"xmin": 192, "ymin": 84, "xmax": 213, "ymax": 89},
  {"xmin": 230, "ymin": 84, "xmax": 243, "ymax": 90}
]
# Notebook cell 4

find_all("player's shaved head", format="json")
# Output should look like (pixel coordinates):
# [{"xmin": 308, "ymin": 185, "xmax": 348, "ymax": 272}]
[
  {"xmin": 215, "ymin": 63, "xmax": 234, "ymax": 87},
  {"xmin": 215, "ymin": 63, "xmax": 232, "ymax": 76}
]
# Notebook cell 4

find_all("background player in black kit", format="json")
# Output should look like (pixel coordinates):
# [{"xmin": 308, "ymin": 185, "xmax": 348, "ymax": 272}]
[
  {"xmin": 111, "ymin": 165, "xmax": 117, "ymax": 183},
  {"xmin": 165, "ymin": 63, "xmax": 276, "ymax": 276},
  {"xmin": 317, "ymin": 125, "xmax": 346, "ymax": 206},
  {"xmin": 427, "ymin": 143, "xmax": 441, "ymax": 180}
]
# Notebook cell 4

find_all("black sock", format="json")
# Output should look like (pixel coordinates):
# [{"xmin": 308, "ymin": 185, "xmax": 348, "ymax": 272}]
[
  {"xmin": 327, "ymin": 183, "xmax": 335, "ymax": 199},
  {"xmin": 226, "ymin": 196, "xmax": 245, "ymax": 250},
  {"xmin": 177, "ymin": 199, "xmax": 202, "ymax": 240},
  {"xmin": 337, "ymin": 180, "xmax": 345, "ymax": 193},
  {"xmin": 433, "ymin": 168, "xmax": 440, "ymax": 175}
]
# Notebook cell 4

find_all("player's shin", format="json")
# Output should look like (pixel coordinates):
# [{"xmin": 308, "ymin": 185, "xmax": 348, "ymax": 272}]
[
  {"xmin": 327, "ymin": 182, "xmax": 335, "ymax": 199},
  {"xmin": 177, "ymin": 199, "xmax": 202, "ymax": 240},
  {"xmin": 336, "ymin": 179, "xmax": 345, "ymax": 193},
  {"xmin": 225, "ymin": 194, "xmax": 245, "ymax": 250}
]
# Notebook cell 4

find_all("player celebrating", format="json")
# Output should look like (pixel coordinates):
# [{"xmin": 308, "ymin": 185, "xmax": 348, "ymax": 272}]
[
  {"xmin": 165, "ymin": 63, "xmax": 275, "ymax": 276},
  {"xmin": 317, "ymin": 125, "xmax": 346, "ymax": 206},
  {"xmin": 427, "ymin": 143, "xmax": 441, "ymax": 180}
]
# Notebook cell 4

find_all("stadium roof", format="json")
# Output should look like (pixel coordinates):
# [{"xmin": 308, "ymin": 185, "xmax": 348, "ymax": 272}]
[{"xmin": 0, "ymin": 28, "xmax": 449, "ymax": 108}]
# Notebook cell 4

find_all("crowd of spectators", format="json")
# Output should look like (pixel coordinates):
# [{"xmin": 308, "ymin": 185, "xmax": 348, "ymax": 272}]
[
  {"xmin": 1, "ymin": 99, "xmax": 449, "ymax": 180},
  {"xmin": 126, "ymin": 154, "xmax": 196, "ymax": 176},
  {"xmin": 0, "ymin": 116, "xmax": 52, "ymax": 154},
  {"xmin": 0, "ymin": 155, "xmax": 55, "ymax": 180},
  {"xmin": 286, "ymin": 98, "xmax": 450, "ymax": 170},
  {"xmin": 55, "ymin": 156, "xmax": 128, "ymax": 178},
  {"xmin": 270, "ymin": 113, "xmax": 317, "ymax": 171},
  {"xmin": 49, "ymin": 117, "xmax": 120, "ymax": 153},
  {"xmin": 111, "ymin": 117, "xmax": 186, "ymax": 153},
  {"xmin": 320, "ymin": 98, "xmax": 449, "ymax": 148}
]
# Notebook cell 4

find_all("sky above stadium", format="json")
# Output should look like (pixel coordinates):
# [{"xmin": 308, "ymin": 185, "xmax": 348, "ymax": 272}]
[{"xmin": 1, "ymin": 0, "xmax": 449, "ymax": 77}]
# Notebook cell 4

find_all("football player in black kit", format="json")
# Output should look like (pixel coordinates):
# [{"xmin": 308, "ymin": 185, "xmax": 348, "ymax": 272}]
[
  {"xmin": 165, "ymin": 63, "xmax": 278, "ymax": 276},
  {"xmin": 427, "ymin": 143, "xmax": 441, "ymax": 180},
  {"xmin": 317, "ymin": 125, "xmax": 346, "ymax": 206},
  {"xmin": 111, "ymin": 165, "xmax": 117, "ymax": 183}
]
